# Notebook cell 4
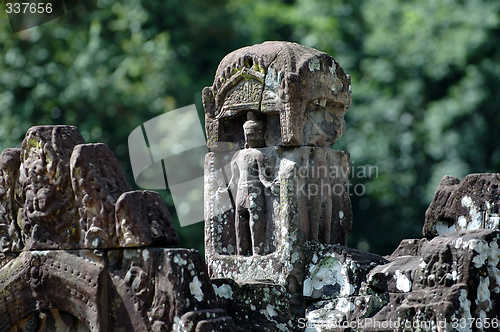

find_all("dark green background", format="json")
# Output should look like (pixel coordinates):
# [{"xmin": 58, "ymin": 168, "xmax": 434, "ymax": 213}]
[{"xmin": 1, "ymin": 0, "xmax": 500, "ymax": 255}]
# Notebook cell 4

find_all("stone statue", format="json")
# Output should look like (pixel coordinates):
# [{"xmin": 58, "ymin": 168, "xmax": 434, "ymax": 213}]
[
  {"xmin": 204, "ymin": 42, "xmax": 353, "ymax": 295},
  {"xmin": 224, "ymin": 111, "xmax": 278, "ymax": 256}
]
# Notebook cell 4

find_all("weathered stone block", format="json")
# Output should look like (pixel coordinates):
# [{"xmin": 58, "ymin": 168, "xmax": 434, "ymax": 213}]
[
  {"xmin": 203, "ymin": 41, "xmax": 351, "ymax": 150},
  {"xmin": 107, "ymin": 248, "xmax": 230, "ymax": 331},
  {"xmin": 303, "ymin": 244, "xmax": 388, "ymax": 300},
  {"xmin": 18, "ymin": 125, "xmax": 85, "ymax": 250},
  {"xmin": 424, "ymin": 173, "xmax": 500, "ymax": 238},
  {"xmin": 205, "ymin": 147, "xmax": 351, "ymax": 287},
  {"xmin": 212, "ymin": 278, "xmax": 292, "ymax": 331},
  {"xmin": 305, "ymin": 230, "xmax": 500, "ymax": 331}
]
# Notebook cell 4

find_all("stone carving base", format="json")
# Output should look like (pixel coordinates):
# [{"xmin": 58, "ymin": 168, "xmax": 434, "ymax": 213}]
[
  {"xmin": 213, "ymin": 279, "xmax": 292, "ymax": 331},
  {"xmin": 0, "ymin": 248, "xmax": 237, "ymax": 331}
]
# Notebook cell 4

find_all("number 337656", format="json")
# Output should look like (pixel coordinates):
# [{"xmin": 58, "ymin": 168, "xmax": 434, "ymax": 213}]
[{"xmin": 5, "ymin": 2, "xmax": 53, "ymax": 14}]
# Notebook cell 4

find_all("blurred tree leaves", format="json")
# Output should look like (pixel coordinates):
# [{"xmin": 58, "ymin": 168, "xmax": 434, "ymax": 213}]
[{"xmin": 1, "ymin": 0, "xmax": 500, "ymax": 254}]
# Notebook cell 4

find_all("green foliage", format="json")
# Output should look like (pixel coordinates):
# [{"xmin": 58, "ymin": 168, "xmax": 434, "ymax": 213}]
[{"xmin": 1, "ymin": 0, "xmax": 500, "ymax": 255}]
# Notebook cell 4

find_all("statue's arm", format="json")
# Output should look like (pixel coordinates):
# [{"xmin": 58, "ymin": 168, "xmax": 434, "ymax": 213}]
[{"xmin": 258, "ymin": 156, "xmax": 279, "ymax": 195}]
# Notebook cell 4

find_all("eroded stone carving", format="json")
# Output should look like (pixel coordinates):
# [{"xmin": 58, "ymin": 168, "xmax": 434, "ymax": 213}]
[
  {"xmin": 204, "ymin": 41, "xmax": 354, "ymax": 330},
  {"xmin": 203, "ymin": 41, "xmax": 351, "ymax": 150},
  {"xmin": 18, "ymin": 126, "xmax": 84, "ymax": 250},
  {"xmin": 1, "ymin": 126, "xmax": 178, "ymax": 251},
  {"xmin": 225, "ymin": 111, "xmax": 278, "ymax": 256},
  {"xmin": 0, "ymin": 148, "xmax": 22, "ymax": 258},
  {"xmin": 0, "ymin": 125, "xmax": 235, "ymax": 331},
  {"xmin": 204, "ymin": 42, "xmax": 353, "ymax": 288}
]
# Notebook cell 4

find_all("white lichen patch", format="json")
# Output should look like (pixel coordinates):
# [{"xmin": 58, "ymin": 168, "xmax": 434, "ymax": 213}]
[
  {"xmin": 266, "ymin": 304, "xmax": 278, "ymax": 317},
  {"xmin": 472, "ymin": 240, "xmax": 490, "ymax": 268},
  {"xmin": 142, "ymin": 250, "xmax": 149, "ymax": 261},
  {"xmin": 309, "ymin": 58, "xmax": 321, "ymax": 72},
  {"xmin": 173, "ymin": 254, "xmax": 187, "ymax": 266},
  {"xmin": 303, "ymin": 256, "xmax": 351, "ymax": 298},
  {"xmin": 435, "ymin": 220, "xmax": 456, "ymax": 235},
  {"xmin": 418, "ymin": 258, "xmax": 427, "ymax": 271},
  {"xmin": 264, "ymin": 67, "xmax": 282, "ymax": 91},
  {"xmin": 213, "ymin": 283, "xmax": 233, "ymax": 299},
  {"xmin": 459, "ymin": 196, "xmax": 482, "ymax": 230},
  {"xmin": 461, "ymin": 196, "xmax": 473, "ymax": 209},
  {"xmin": 329, "ymin": 65, "xmax": 336, "ymax": 75},
  {"xmin": 189, "ymin": 276, "xmax": 204, "ymax": 301},
  {"xmin": 335, "ymin": 297, "xmax": 354, "ymax": 314},
  {"xmin": 476, "ymin": 276, "xmax": 491, "ymax": 309},
  {"xmin": 458, "ymin": 216, "xmax": 467, "ymax": 229},
  {"xmin": 394, "ymin": 270, "xmax": 412, "ymax": 293},
  {"xmin": 458, "ymin": 289, "xmax": 473, "ymax": 329},
  {"xmin": 487, "ymin": 240, "xmax": 500, "ymax": 293},
  {"xmin": 31, "ymin": 250, "xmax": 50, "ymax": 256}
]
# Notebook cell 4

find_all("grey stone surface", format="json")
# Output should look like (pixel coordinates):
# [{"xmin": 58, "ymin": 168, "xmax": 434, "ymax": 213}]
[{"xmin": 305, "ymin": 230, "xmax": 500, "ymax": 331}]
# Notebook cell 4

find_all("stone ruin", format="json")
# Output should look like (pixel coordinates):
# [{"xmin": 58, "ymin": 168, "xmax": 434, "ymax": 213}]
[
  {"xmin": 0, "ymin": 126, "xmax": 236, "ymax": 331},
  {"xmin": 0, "ymin": 41, "xmax": 499, "ymax": 331}
]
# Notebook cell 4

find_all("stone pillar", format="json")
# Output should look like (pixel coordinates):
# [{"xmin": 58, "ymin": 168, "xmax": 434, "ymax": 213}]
[{"xmin": 203, "ymin": 42, "xmax": 353, "ymax": 322}]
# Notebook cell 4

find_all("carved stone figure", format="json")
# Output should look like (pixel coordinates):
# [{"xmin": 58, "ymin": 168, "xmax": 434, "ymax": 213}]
[
  {"xmin": 203, "ymin": 41, "xmax": 354, "ymax": 328},
  {"xmin": 226, "ymin": 111, "xmax": 278, "ymax": 256}
]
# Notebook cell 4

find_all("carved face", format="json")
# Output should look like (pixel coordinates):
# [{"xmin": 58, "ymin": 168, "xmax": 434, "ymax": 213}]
[
  {"xmin": 303, "ymin": 99, "xmax": 346, "ymax": 147},
  {"xmin": 243, "ymin": 120, "xmax": 265, "ymax": 148}
]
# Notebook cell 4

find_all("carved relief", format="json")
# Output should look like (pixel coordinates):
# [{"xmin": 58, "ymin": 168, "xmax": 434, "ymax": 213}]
[
  {"xmin": 0, "ymin": 148, "xmax": 22, "ymax": 256},
  {"xmin": 225, "ymin": 112, "xmax": 278, "ymax": 255},
  {"xmin": 18, "ymin": 126, "xmax": 84, "ymax": 250},
  {"xmin": 70, "ymin": 143, "xmax": 132, "ymax": 248},
  {"xmin": 203, "ymin": 41, "xmax": 352, "ymax": 150}
]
